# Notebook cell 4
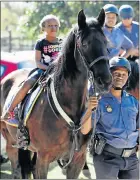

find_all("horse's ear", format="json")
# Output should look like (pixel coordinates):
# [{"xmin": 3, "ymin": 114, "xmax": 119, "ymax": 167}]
[
  {"xmin": 97, "ymin": 8, "xmax": 105, "ymax": 27},
  {"xmin": 78, "ymin": 10, "xmax": 86, "ymax": 30}
]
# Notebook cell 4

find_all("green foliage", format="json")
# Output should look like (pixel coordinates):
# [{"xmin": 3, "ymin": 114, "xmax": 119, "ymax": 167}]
[{"xmin": 1, "ymin": 1, "xmax": 139, "ymax": 40}]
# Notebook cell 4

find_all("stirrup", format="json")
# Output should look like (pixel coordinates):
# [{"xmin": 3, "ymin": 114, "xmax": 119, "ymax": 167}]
[{"xmin": 16, "ymin": 125, "xmax": 30, "ymax": 149}]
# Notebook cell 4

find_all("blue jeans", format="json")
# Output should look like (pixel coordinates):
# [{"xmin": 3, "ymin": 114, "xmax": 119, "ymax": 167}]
[{"xmin": 27, "ymin": 68, "xmax": 44, "ymax": 81}]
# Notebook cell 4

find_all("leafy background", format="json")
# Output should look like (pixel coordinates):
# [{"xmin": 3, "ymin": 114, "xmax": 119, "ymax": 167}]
[{"xmin": 2, "ymin": 0, "xmax": 139, "ymax": 39}]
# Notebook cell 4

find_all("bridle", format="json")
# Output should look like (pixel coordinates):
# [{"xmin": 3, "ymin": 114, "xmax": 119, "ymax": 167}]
[{"xmin": 75, "ymin": 30, "xmax": 109, "ymax": 92}]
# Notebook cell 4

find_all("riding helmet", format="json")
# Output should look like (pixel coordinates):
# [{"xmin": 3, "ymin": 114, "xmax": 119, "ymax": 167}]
[
  {"xmin": 109, "ymin": 57, "xmax": 131, "ymax": 75},
  {"xmin": 103, "ymin": 4, "xmax": 119, "ymax": 15},
  {"xmin": 119, "ymin": 5, "xmax": 134, "ymax": 19}
]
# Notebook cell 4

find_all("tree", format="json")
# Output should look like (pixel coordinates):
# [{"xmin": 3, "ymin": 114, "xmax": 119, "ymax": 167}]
[
  {"xmin": 1, "ymin": 2, "xmax": 27, "ymax": 36},
  {"xmin": 2, "ymin": 1, "xmax": 139, "ymax": 40}
]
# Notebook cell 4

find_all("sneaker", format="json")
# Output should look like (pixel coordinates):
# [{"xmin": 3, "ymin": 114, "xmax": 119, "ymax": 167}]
[{"xmin": 1, "ymin": 111, "xmax": 15, "ymax": 120}]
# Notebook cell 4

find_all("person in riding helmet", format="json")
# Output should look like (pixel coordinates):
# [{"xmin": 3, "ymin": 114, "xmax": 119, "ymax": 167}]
[
  {"xmin": 116, "ymin": 5, "xmax": 139, "ymax": 61},
  {"xmin": 2, "ymin": 14, "xmax": 62, "ymax": 148},
  {"xmin": 81, "ymin": 57, "xmax": 139, "ymax": 179},
  {"xmin": 103, "ymin": 4, "xmax": 134, "ymax": 58}
]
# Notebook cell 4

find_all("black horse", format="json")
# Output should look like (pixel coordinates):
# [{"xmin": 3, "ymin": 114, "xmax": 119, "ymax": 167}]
[
  {"xmin": 1, "ymin": 9, "xmax": 112, "ymax": 179},
  {"xmin": 126, "ymin": 59, "xmax": 139, "ymax": 100}
]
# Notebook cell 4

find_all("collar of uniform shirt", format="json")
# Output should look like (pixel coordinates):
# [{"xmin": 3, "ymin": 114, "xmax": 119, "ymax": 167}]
[{"xmin": 102, "ymin": 90, "xmax": 128, "ymax": 99}]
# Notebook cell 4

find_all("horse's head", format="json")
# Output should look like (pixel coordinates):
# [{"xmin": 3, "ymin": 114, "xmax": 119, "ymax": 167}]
[{"xmin": 75, "ymin": 9, "xmax": 112, "ymax": 93}]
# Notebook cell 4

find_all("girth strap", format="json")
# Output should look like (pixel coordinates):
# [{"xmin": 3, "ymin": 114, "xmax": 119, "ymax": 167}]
[{"xmin": 50, "ymin": 77, "xmax": 75, "ymax": 127}]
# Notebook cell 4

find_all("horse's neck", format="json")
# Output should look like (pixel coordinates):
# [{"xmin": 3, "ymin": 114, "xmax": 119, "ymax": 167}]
[
  {"xmin": 55, "ymin": 54, "xmax": 88, "ymax": 124},
  {"xmin": 58, "ymin": 78, "xmax": 88, "ymax": 124}
]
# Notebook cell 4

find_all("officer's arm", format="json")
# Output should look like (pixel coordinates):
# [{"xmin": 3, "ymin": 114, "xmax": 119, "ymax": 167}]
[
  {"xmin": 136, "ymin": 111, "xmax": 139, "ymax": 143},
  {"xmin": 120, "ymin": 35, "xmax": 134, "ymax": 58},
  {"xmin": 81, "ymin": 97, "xmax": 98, "ymax": 135},
  {"xmin": 35, "ymin": 40, "xmax": 48, "ymax": 70},
  {"xmin": 81, "ymin": 110, "xmax": 92, "ymax": 135}
]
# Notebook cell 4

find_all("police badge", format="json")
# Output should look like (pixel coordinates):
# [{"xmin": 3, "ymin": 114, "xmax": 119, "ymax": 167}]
[{"xmin": 106, "ymin": 105, "xmax": 112, "ymax": 112}]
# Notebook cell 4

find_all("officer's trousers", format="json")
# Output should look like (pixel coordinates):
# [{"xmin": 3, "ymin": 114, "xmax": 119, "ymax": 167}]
[{"xmin": 93, "ymin": 151, "xmax": 139, "ymax": 179}]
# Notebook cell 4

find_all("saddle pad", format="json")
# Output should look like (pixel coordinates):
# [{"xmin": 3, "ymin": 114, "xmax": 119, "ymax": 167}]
[
  {"xmin": 2, "ymin": 118, "xmax": 19, "ymax": 127},
  {"xmin": 23, "ymin": 86, "xmax": 43, "ymax": 126},
  {"xmin": 3, "ymin": 86, "xmax": 43, "ymax": 127}
]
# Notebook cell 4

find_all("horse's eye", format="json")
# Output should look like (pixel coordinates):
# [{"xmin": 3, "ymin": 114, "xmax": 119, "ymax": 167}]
[{"xmin": 82, "ymin": 43, "xmax": 88, "ymax": 47}]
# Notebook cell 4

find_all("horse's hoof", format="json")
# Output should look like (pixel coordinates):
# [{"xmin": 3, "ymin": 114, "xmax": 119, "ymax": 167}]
[
  {"xmin": 12, "ymin": 169, "xmax": 21, "ymax": 179},
  {"xmin": 62, "ymin": 169, "xmax": 66, "ymax": 175},
  {"xmin": 0, "ymin": 155, "xmax": 9, "ymax": 164}
]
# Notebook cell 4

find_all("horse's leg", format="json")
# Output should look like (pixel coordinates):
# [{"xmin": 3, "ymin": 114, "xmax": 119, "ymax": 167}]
[
  {"xmin": 31, "ymin": 152, "xmax": 37, "ymax": 179},
  {"xmin": 6, "ymin": 125, "xmax": 33, "ymax": 179},
  {"xmin": 6, "ymin": 145, "xmax": 22, "ymax": 179},
  {"xmin": 0, "ymin": 121, "xmax": 21, "ymax": 178},
  {"xmin": 83, "ymin": 161, "xmax": 89, "ymax": 170},
  {"xmin": 1, "ymin": 122, "xmax": 32, "ymax": 179},
  {"xmin": 18, "ymin": 149, "xmax": 32, "ymax": 179},
  {"xmin": 66, "ymin": 151, "xmax": 87, "ymax": 179},
  {"xmin": 35, "ymin": 152, "xmax": 53, "ymax": 179}
]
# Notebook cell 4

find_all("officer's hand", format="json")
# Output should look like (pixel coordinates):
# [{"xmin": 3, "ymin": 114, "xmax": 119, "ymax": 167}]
[
  {"xmin": 119, "ymin": 49, "xmax": 125, "ymax": 56},
  {"xmin": 88, "ymin": 96, "xmax": 98, "ymax": 111},
  {"xmin": 130, "ymin": 48, "xmax": 139, "ymax": 57}
]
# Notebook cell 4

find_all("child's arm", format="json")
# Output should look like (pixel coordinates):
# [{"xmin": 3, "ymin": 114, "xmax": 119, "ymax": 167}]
[{"xmin": 35, "ymin": 50, "xmax": 48, "ymax": 70}]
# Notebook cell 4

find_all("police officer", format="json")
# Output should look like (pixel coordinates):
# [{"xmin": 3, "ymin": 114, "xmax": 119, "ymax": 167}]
[
  {"xmin": 116, "ymin": 5, "xmax": 139, "ymax": 61},
  {"xmin": 103, "ymin": 4, "xmax": 134, "ymax": 58},
  {"xmin": 81, "ymin": 57, "xmax": 139, "ymax": 179}
]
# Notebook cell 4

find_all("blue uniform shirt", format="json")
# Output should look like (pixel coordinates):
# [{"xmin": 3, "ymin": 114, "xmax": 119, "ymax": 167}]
[
  {"xmin": 103, "ymin": 26, "xmax": 133, "ymax": 58},
  {"xmin": 92, "ymin": 91, "xmax": 139, "ymax": 148},
  {"xmin": 116, "ymin": 21, "xmax": 139, "ymax": 48}
]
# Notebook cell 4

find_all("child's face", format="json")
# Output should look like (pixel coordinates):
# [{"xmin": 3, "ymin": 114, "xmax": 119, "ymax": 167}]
[{"xmin": 44, "ymin": 19, "xmax": 59, "ymax": 37}]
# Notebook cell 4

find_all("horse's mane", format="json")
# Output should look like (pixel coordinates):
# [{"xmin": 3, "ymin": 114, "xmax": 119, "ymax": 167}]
[
  {"xmin": 53, "ymin": 17, "xmax": 104, "ymax": 88},
  {"xmin": 127, "ymin": 60, "xmax": 139, "ymax": 90}
]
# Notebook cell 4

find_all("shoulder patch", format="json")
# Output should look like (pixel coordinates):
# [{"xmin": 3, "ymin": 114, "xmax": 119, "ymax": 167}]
[{"xmin": 132, "ymin": 21, "xmax": 139, "ymax": 26}]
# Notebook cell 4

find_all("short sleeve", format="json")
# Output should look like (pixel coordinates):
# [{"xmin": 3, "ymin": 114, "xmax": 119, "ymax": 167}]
[
  {"xmin": 121, "ymin": 35, "xmax": 134, "ymax": 50},
  {"xmin": 34, "ymin": 40, "xmax": 42, "ymax": 51}
]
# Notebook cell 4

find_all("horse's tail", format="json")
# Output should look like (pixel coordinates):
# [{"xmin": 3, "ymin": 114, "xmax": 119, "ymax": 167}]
[
  {"xmin": 18, "ymin": 149, "xmax": 32, "ymax": 178},
  {"xmin": 1, "ymin": 78, "xmax": 14, "ymax": 100}
]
